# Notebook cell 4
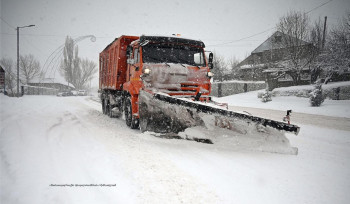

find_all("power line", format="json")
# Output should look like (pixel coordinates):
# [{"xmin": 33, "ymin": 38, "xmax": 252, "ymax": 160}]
[
  {"xmin": 21, "ymin": 35, "xmax": 46, "ymax": 56},
  {"xmin": 208, "ymin": 0, "xmax": 334, "ymax": 47},
  {"xmin": 208, "ymin": 27, "xmax": 275, "ymax": 47},
  {"xmin": 0, "ymin": 17, "xmax": 15, "ymax": 29},
  {"xmin": 306, "ymin": 0, "xmax": 333, "ymax": 14}
]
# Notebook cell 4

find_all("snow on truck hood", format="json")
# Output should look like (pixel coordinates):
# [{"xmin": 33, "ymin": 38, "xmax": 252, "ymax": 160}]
[{"xmin": 142, "ymin": 63, "xmax": 209, "ymax": 90}]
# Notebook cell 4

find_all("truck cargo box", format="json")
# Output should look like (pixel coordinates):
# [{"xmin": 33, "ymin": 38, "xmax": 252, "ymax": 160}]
[{"xmin": 99, "ymin": 35, "xmax": 139, "ymax": 90}]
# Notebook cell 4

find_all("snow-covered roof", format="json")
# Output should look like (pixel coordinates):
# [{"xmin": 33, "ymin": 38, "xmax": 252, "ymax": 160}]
[
  {"xmin": 29, "ymin": 78, "xmax": 55, "ymax": 83},
  {"xmin": 263, "ymin": 68, "xmax": 288, "ymax": 73},
  {"xmin": 28, "ymin": 77, "xmax": 75, "ymax": 88},
  {"xmin": 252, "ymin": 31, "xmax": 310, "ymax": 54},
  {"xmin": 212, "ymin": 80, "xmax": 265, "ymax": 84},
  {"xmin": 239, "ymin": 64, "xmax": 266, "ymax": 69}
]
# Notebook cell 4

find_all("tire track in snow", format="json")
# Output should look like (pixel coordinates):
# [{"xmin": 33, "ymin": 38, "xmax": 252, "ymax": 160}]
[{"xmin": 81, "ymin": 109, "xmax": 219, "ymax": 203}]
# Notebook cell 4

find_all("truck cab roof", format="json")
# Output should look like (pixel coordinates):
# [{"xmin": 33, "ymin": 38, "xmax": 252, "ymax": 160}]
[{"xmin": 140, "ymin": 35, "xmax": 205, "ymax": 48}]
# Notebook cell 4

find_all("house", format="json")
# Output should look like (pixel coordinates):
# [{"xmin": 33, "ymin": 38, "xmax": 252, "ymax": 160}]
[
  {"xmin": 0, "ymin": 66, "xmax": 5, "ymax": 92},
  {"xmin": 236, "ymin": 31, "xmax": 314, "ymax": 88},
  {"xmin": 25, "ymin": 78, "xmax": 74, "ymax": 95}
]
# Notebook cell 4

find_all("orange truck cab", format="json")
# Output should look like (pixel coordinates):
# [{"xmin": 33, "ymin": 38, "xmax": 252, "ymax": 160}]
[{"xmin": 99, "ymin": 35, "xmax": 214, "ymax": 129}]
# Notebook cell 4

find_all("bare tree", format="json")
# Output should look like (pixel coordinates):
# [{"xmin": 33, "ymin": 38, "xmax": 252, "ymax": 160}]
[
  {"xmin": 60, "ymin": 36, "xmax": 77, "ymax": 86},
  {"xmin": 0, "ymin": 58, "xmax": 16, "ymax": 95},
  {"xmin": 277, "ymin": 10, "xmax": 314, "ymax": 85},
  {"xmin": 60, "ymin": 36, "xmax": 98, "ymax": 89},
  {"xmin": 309, "ymin": 18, "xmax": 324, "ymax": 51},
  {"xmin": 312, "ymin": 11, "xmax": 350, "ymax": 84},
  {"xmin": 19, "ymin": 54, "xmax": 43, "ymax": 84},
  {"xmin": 71, "ymin": 46, "xmax": 81, "ymax": 87},
  {"xmin": 228, "ymin": 56, "xmax": 240, "ymax": 79},
  {"xmin": 212, "ymin": 53, "xmax": 227, "ymax": 82},
  {"xmin": 309, "ymin": 18, "xmax": 326, "ymax": 82},
  {"xmin": 75, "ymin": 58, "xmax": 97, "ymax": 89},
  {"xmin": 326, "ymin": 11, "xmax": 350, "ymax": 80}
]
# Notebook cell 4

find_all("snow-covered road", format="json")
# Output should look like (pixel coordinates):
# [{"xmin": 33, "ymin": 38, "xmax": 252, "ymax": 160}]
[{"xmin": 1, "ymin": 95, "xmax": 350, "ymax": 204}]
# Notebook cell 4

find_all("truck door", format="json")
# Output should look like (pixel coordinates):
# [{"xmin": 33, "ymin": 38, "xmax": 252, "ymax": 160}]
[{"xmin": 130, "ymin": 48, "xmax": 141, "ymax": 82}]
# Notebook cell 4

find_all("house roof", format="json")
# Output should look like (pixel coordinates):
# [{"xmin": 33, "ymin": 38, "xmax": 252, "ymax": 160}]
[
  {"xmin": 28, "ymin": 78, "xmax": 75, "ymax": 89},
  {"xmin": 251, "ymin": 31, "xmax": 310, "ymax": 54}
]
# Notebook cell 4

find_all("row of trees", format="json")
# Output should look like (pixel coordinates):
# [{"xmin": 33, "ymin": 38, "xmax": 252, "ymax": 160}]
[
  {"xmin": 314, "ymin": 11, "xmax": 350, "ymax": 83},
  {"xmin": 0, "ymin": 36, "xmax": 97, "ymax": 95},
  {"xmin": 212, "ymin": 11, "xmax": 350, "ymax": 85},
  {"xmin": 0, "ymin": 55, "xmax": 43, "ymax": 95},
  {"xmin": 275, "ymin": 10, "xmax": 349, "ymax": 85},
  {"xmin": 211, "ymin": 54, "xmax": 240, "ymax": 82}
]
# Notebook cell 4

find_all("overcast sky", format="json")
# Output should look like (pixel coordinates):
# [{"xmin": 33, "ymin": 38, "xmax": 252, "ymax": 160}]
[{"xmin": 1, "ymin": 0, "xmax": 349, "ymax": 86}]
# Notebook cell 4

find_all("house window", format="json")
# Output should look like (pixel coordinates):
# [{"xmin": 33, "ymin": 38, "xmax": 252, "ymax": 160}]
[{"xmin": 274, "ymin": 35, "xmax": 282, "ymax": 43}]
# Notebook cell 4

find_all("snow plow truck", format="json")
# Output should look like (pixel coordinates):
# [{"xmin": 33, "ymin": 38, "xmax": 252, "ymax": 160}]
[{"xmin": 99, "ymin": 35, "xmax": 300, "ymax": 145}]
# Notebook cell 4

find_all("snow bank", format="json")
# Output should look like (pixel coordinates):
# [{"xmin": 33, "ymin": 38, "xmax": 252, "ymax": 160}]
[
  {"xmin": 215, "ymin": 82, "xmax": 350, "ymax": 118},
  {"xmin": 273, "ymin": 81, "xmax": 350, "ymax": 92},
  {"xmin": 267, "ymin": 81, "xmax": 350, "ymax": 99}
]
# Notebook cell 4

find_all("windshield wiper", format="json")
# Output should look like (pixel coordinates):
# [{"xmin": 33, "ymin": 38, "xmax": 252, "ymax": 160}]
[
  {"xmin": 144, "ymin": 56, "xmax": 171, "ymax": 67},
  {"xmin": 178, "ymin": 63, "xmax": 186, "ymax": 68},
  {"xmin": 144, "ymin": 56, "xmax": 162, "ymax": 63}
]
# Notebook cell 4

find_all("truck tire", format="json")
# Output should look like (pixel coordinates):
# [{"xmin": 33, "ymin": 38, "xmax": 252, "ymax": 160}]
[
  {"xmin": 138, "ymin": 99, "xmax": 148, "ymax": 132},
  {"xmin": 102, "ymin": 99, "xmax": 106, "ymax": 114},
  {"xmin": 103, "ymin": 99, "xmax": 111, "ymax": 116},
  {"xmin": 108, "ymin": 103, "xmax": 114, "ymax": 118},
  {"xmin": 124, "ymin": 96, "xmax": 139, "ymax": 129}
]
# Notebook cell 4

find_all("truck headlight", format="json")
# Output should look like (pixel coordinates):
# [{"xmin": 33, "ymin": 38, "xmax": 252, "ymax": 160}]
[
  {"xmin": 144, "ymin": 68, "xmax": 151, "ymax": 74},
  {"xmin": 207, "ymin": 72, "xmax": 214, "ymax": 78}
]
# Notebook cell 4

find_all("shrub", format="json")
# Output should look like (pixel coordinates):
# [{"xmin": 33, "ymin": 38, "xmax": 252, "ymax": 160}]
[
  {"xmin": 261, "ymin": 90, "xmax": 272, "ymax": 103},
  {"xmin": 309, "ymin": 83, "xmax": 325, "ymax": 106}
]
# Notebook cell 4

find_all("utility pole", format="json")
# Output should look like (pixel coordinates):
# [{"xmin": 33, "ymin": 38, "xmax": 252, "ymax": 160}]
[
  {"xmin": 17, "ymin": 27, "xmax": 19, "ymax": 97},
  {"xmin": 16, "ymin": 25, "xmax": 35, "ymax": 97},
  {"xmin": 322, "ymin": 16, "xmax": 327, "ymax": 50}
]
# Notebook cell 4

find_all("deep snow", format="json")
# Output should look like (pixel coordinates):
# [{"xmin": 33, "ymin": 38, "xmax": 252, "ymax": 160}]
[
  {"xmin": 215, "ymin": 82, "xmax": 350, "ymax": 118},
  {"xmin": 1, "ymin": 94, "xmax": 350, "ymax": 203}
]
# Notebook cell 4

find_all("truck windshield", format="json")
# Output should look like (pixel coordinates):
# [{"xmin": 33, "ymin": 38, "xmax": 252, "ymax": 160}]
[{"xmin": 142, "ymin": 44, "xmax": 206, "ymax": 66}]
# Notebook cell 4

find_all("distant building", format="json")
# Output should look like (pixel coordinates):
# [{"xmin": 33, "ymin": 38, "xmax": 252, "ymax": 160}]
[
  {"xmin": 25, "ymin": 78, "xmax": 74, "ymax": 95},
  {"xmin": 27, "ymin": 78, "xmax": 74, "ymax": 91},
  {"xmin": 0, "ymin": 66, "xmax": 5, "ymax": 92},
  {"xmin": 236, "ymin": 31, "xmax": 313, "ymax": 88}
]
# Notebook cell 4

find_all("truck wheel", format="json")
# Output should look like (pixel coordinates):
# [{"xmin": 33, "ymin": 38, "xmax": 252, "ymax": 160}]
[
  {"xmin": 102, "ymin": 99, "xmax": 106, "ymax": 114},
  {"xmin": 124, "ymin": 97, "xmax": 139, "ymax": 129},
  {"xmin": 139, "ymin": 101, "xmax": 148, "ymax": 132},
  {"xmin": 108, "ymin": 103, "xmax": 114, "ymax": 118},
  {"xmin": 104, "ymin": 99, "xmax": 110, "ymax": 116}
]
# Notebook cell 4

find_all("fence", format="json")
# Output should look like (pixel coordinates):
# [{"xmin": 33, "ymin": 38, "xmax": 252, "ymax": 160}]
[
  {"xmin": 22, "ymin": 85, "xmax": 59, "ymax": 95},
  {"xmin": 211, "ymin": 80, "xmax": 266, "ymax": 97}
]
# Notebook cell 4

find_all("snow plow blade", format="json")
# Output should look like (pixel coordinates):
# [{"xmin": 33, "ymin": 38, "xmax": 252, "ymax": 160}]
[{"xmin": 138, "ymin": 90, "xmax": 300, "ymax": 135}]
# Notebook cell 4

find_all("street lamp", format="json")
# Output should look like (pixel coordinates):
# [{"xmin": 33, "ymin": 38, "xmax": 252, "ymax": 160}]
[{"xmin": 17, "ymin": 24, "xmax": 35, "ymax": 97}]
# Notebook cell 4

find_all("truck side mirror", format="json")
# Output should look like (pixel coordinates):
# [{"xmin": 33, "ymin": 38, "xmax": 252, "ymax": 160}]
[{"xmin": 208, "ymin": 52, "xmax": 214, "ymax": 69}]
